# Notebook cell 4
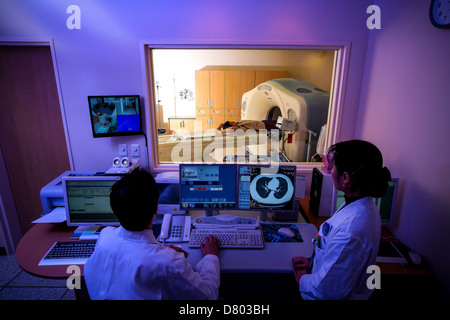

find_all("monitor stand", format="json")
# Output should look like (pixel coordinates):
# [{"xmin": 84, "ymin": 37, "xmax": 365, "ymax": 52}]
[{"xmin": 205, "ymin": 209, "xmax": 214, "ymax": 217}]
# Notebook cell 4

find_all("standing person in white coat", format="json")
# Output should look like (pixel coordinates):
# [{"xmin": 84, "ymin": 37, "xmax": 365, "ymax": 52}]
[
  {"xmin": 292, "ymin": 140, "xmax": 391, "ymax": 300},
  {"xmin": 84, "ymin": 168, "xmax": 220, "ymax": 300}
]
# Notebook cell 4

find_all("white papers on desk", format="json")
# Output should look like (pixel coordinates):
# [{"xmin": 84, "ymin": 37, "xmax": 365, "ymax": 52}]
[{"xmin": 32, "ymin": 207, "xmax": 66, "ymax": 223}]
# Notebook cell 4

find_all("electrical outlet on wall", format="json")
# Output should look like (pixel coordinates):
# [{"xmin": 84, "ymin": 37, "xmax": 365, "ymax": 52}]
[
  {"xmin": 131, "ymin": 144, "xmax": 140, "ymax": 157},
  {"xmin": 119, "ymin": 144, "xmax": 127, "ymax": 156}
]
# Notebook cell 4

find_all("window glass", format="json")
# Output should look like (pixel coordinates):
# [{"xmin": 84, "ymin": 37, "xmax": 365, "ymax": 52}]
[{"xmin": 150, "ymin": 49, "xmax": 336, "ymax": 165}]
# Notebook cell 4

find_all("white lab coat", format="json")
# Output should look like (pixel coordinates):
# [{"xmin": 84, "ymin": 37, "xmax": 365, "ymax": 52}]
[
  {"xmin": 299, "ymin": 196, "xmax": 381, "ymax": 300},
  {"xmin": 84, "ymin": 226, "xmax": 220, "ymax": 300}
]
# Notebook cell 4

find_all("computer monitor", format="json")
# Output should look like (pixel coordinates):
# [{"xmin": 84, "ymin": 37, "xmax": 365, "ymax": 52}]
[
  {"xmin": 88, "ymin": 95, "xmax": 142, "ymax": 138},
  {"xmin": 62, "ymin": 176, "xmax": 121, "ymax": 226},
  {"xmin": 332, "ymin": 178, "xmax": 399, "ymax": 225},
  {"xmin": 155, "ymin": 172, "xmax": 184, "ymax": 215},
  {"xmin": 179, "ymin": 164, "xmax": 237, "ymax": 214},
  {"xmin": 237, "ymin": 164, "xmax": 296, "ymax": 213}
]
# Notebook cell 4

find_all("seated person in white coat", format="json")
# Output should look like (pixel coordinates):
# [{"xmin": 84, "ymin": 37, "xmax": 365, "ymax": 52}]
[
  {"xmin": 84, "ymin": 168, "xmax": 220, "ymax": 300},
  {"xmin": 292, "ymin": 140, "xmax": 391, "ymax": 300}
]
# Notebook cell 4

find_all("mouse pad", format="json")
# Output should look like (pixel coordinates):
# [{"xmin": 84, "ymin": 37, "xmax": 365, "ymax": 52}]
[{"xmin": 261, "ymin": 224, "xmax": 303, "ymax": 243}]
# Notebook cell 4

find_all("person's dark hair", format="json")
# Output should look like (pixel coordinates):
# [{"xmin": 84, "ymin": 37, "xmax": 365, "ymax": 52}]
[
  {"xmin": 109, "ymin": 168, "xmax": 159, "ymax": 231},
  {"xmin": 222, "ymin": 121, "xmax": 232, "ymax": 130},
  {"xmin": 327, "ymin": 140, "xmax": 391, "ymax": 198}
]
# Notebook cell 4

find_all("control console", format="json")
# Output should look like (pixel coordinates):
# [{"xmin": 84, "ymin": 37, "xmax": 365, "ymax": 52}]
[{"xmin": 193, "ymin": 214, "xmax": 259, "ymax": 229}]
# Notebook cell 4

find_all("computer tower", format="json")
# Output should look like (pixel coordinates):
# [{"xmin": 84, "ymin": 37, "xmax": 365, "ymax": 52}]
[{"xmin": 309, "ymin": 167, "xmax": 334, "ymax": 217}]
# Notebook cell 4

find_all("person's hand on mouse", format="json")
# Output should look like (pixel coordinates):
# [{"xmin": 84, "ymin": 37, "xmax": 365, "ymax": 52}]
[{"xmin": 201, "ymin": 235, "xmax": 219, "ymax": 257}]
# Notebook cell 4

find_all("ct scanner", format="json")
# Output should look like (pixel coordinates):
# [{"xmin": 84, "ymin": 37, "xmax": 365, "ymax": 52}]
[{"xmin": 241, "ymin": 78, "xmax": 330, "ymax": 162}]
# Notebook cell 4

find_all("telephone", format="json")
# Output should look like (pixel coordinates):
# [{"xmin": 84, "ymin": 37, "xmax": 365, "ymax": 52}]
[{"xmin": 159, "ymin": 214, "xmax": 191, "ymax": 243}]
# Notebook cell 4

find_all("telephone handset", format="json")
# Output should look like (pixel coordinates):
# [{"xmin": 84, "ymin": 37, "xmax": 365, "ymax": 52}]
[{"xmin": 159, "ymin": 214, "xmax": 191, "ymax": 243}]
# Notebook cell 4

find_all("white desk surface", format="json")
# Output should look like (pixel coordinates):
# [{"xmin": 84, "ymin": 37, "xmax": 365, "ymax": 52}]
[
  {"xmin": 158, "ymin": 210, "xmax": 318, "ymax": 273},
  {"xmin": 180, "ymin": 223, "xmax": 317, "ymax": 273}
]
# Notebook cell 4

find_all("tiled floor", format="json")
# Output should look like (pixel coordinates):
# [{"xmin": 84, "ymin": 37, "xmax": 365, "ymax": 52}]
[{"xmin": 0, "ymin": 253, "xmax": 76, "ymax": 300}]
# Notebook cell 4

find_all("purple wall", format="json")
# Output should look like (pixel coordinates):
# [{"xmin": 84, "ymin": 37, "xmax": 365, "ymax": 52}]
[
  {"xmin": 0, "ymin": 0, "xmax": 371, "ymax": 171},
  {"xmin": 356, "ymin": 1, "xmax": 450, "ymax": 297}
]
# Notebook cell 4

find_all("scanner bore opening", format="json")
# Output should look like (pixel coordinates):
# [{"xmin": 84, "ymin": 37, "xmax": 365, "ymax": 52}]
[{"xmin": 267, "ymin": 106, "xmax": 281, "ymax": 121}]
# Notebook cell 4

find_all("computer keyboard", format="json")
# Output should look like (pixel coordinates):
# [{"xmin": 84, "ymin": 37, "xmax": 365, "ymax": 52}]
[
  {"xmin": 39, "ymin": 241, "xmax": 97, "ymax": 266},
  {"xmin": 189, "ymin": 228, "xmax": 264, "ymax": 249}
]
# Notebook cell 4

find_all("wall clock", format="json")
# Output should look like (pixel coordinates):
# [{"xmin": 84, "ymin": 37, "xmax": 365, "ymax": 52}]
[{"xmin": 430, "ymin": 0, "xmax": 450, "ymax": 28}]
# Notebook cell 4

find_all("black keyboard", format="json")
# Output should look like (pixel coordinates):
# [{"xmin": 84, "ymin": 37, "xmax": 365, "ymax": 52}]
[{"xmin": 39, "ymin": 241, "xmax": 97, "ymax": 266}]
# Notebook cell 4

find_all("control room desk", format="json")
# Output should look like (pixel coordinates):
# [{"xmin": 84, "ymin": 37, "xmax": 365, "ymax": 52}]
[
  {"xmin": 16, "ymin": 222, "xmax": 82, "ymax": 278},
  {"xmin": 16, "ymin": 221, "xmax": 317, "ymax": 278},
  {"xmin": 17, "ymin": 199, "xmax": 439, "ymax": 300},
  {"xmin": 16, "ymin": 216, "xmax": 317, "ymax": 300},
  {"xmin": 181, "ymin": 223, "xmax": 317, "ymax": 273}
]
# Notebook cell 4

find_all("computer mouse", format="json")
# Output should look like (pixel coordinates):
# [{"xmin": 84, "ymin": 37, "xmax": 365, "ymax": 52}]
[{"xmin": 278, "ymin": 227, "xmax": 295, "ymax": 238}]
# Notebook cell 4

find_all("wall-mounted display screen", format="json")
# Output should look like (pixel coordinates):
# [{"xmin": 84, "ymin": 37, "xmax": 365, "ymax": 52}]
[{"xmin": 88, "ymin": 95, "xmax": 142, "ymax": 138}]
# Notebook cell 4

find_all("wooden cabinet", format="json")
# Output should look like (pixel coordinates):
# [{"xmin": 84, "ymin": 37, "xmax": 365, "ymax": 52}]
[
  {"xmin": 224, "ymin": 70, "xmax": 240, "ymax": 108},
  {"xmin": 195, "ymin": 70, "xmax": 210, "ymax": 109},
  {"xmin": 225, "ymin": 70, "xmax": 255, "ymax": 109},
  {"xmin": 195, "ymin": 70, "xmax": 225, "ymax": 130},
  {"xmin": 168, "ymin": 118, "xmax": 195, "ymax": 133},
  {"xmin": 195, "ymin": 70, "xmax": 225, "ymax": 109},
  {"xmin": 255, "ymin": 70, "xmax": 290, "ymax": 86},
  {"xmin": 209, "ymin": 70, "xmax": 225, "ymax": 109},
  {"xmin": 224, "ymin": 107, "xmax": 241, "ymax": 122},
  {"xmin": 195, "ymin": 67, "xmax": 289, "ymax": 130}
]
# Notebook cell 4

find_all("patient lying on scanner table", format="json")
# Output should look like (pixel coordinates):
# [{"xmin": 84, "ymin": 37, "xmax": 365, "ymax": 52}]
[{"xmin": 216, "ymin": 120, "xmax": 277, "ymax": 134}]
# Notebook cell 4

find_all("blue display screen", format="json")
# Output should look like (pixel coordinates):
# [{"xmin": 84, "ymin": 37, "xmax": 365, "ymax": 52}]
[
  {"xmin": 88, "ymin": 95, "xmax": 142, "ymax": 138},
  {"xmin": 180, "ymin": 164, "xmax": 236, "ymax": 210}
]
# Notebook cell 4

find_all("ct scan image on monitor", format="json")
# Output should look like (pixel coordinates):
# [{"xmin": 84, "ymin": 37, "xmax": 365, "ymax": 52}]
[{"xmin": 238, "ymin": 164, "xmax": 296, "ymax": 212}]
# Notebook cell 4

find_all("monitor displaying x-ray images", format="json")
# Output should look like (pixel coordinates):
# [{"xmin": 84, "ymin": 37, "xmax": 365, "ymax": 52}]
[
  {"xmin": 88, "ymin": 95, "xmax": 142, "ymax": 138},
  {"xmin": 237, "ymin": 164, "xmax": 296, "ymax": 212}
]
